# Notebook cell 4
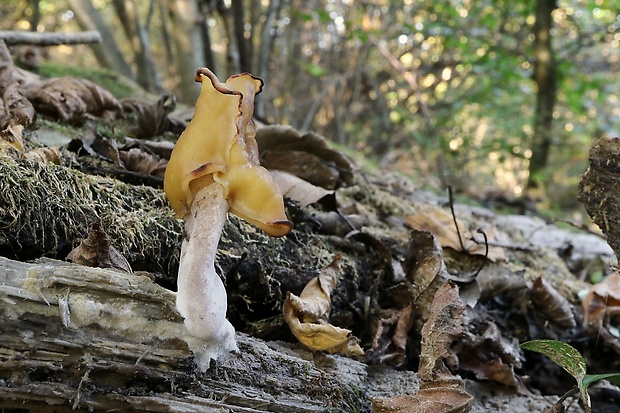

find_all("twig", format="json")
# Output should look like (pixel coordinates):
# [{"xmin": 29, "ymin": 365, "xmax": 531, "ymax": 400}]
[
  {"xmin": 542, "ymin": 385, "xmax": 578, "ymax": 413},
  {"xmin": 0, "ymin": 30, "xmax": 102, "ymax": 46},
  {"xmin": 447, "ymin": 185, "xmax": 467, "ymax": 252},
  {"xmin": 472, "ymin": 229, "xmax": 488, "ymax": 278}
]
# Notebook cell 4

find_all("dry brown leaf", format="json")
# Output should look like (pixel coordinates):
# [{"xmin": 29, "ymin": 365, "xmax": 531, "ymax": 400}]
[
  {"xmin": 67, "ymin": 222, "xmax": 132, "ymax": 273},
  {"xmin": 419, "ymin": 280, "xmax": 466, "ymax": 382},
  {"xmin": 374, "ymin": 281, "xmax": 473, "ymax": 412},
  {"xmin": 531, "ymin": 276, "xmax": 577, "ymax": 329},
  {"xmin": 23, "ymin": 77, "xmax": 122, "ymax": 123},
  {"xmin": 122, "ymin": 137, "xmax": 175, "ymax": 160},
  {"xmin": 119, "ymin": 147, "xmax": 167, "ymax": 177},
  {"xmin": 282, "ymin": 255, "xmax": 363, "ymax": 356},
  {"xmin": 453, "ymin": 314, "xmax": 526, "ymax": 392},
  {"xmin": 24, "ymin": 146, "xmax": 62, "ymax": 164},
  {"xmin": 582, "ymin": 271, "xmax": 620, "ymax": 328},
  {"xmin": 269, "ymin": 169, "xmax": 333, "ymax": 207},
  {"xmin": 121, "ymin": 94, "xmax": 186, "ymax": 138},
  {"xmin": 387, "ymin": 230, "xmax": 450, "ymax": 327},
  {"xmin": 366, "ymin": 304, "xmax": 413, "ymax": 367},
  {"xmin": 256, "ymin": 124, "xmax": 355, "ymax": 189},
  {"xmin": 405, "ymin": 209, "xmax": 506, "ymax": 262},
  {"xmin": 3, "ymin": 82, "xmax": 36, "ymax": 129},
  {"xmin": 372, "ymin": 384, "xmax": 473, "ymax": 413}
]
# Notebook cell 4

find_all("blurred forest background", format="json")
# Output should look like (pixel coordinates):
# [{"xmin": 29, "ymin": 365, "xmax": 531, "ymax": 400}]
[{"xmin": 1, "ymin": 0, "xmax": 618, "ymax": 212}]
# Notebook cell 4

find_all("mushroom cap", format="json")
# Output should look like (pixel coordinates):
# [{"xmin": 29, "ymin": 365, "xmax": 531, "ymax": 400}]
[{"xmin": 164, "ymin": 68, "xmax": 292, "ymax": 237}]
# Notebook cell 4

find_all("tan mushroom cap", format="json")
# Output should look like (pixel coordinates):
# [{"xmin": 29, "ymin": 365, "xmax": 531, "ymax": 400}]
[{"xmin": 164, "ymin": 68, "xmax": 292, "ymax": 237}]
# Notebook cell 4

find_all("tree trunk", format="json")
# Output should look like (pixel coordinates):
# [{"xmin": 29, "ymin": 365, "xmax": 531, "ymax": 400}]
[
  {"xmin": 255, "ymin": 0, "xmax": 282, "ymax": 120},
  {"xmin": 112, "ymin": 0, "xmax": 164, "ymax": 94},
  {"xmin": 197, "ymin": 0, "xmax": 217, "ymax": 74},
  {"xmin": 167, "ymin": 0, "xmax": 205, "ymax": 104},
  {"xmin": 527, "ymin": 0, "xmax": 558, "ymax": 191},
  {"xmin": 66, "ymin": 0, "xmax": 135, "ymax": 81},
  {"xmin": 231, "ymin": 0, "xmax": 250, "ymax": 72}
]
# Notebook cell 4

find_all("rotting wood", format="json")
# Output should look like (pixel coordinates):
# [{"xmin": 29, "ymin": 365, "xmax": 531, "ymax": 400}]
[
  {"xmin": 0, "ymin": 30, "xmax": 102, "ymax": 46},
  {"xmin": 0, "ymin": 256, "xmax": 369, "ymax": 412}
]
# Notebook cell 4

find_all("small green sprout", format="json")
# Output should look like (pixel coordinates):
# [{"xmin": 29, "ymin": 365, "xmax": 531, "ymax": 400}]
[{"xmin": 521, "ymin": 339, "xmax": 620, "ymax": 413}]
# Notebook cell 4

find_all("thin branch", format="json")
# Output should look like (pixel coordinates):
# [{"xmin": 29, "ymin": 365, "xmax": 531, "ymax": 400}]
[
  {"xmin": 0, "ymin": 30, "xmax": 102, "ymax": 46},
  {"xmin": 447, "ymin": 185, "xmax": 467, "ymax": 252}
]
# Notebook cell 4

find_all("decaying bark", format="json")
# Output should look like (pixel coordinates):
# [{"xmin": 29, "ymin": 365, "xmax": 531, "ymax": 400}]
[
  {"xmin": 0, "ymin": 256, "xmax": 369, "ymax": 412},
  {"xmin": 579, "ymin": 136, "xmax": 620, "ymax": 257}
]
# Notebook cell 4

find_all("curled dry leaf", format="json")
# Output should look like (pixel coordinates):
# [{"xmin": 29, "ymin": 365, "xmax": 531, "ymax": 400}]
[
  {"xmin": 418, "ymin": 280, "xmax": 465, "ymax": 382},
  {"xmin": 119, "ymin": 147, "xmax": 167, "ymax": 177},
  {"xmin": 269, "ymin": 169, "xmax": 333, "ymax": 207},
  {"xmin": 24, "ymin": 146, "xmax": 63, "ymax": 164},
  {"xmin": 366, "ymin": 303, "xmax": 413, "ymax": 367},
  {"xmin": 3, "ymin": 82, "xmax": 36, "ymax": 129},
  {"xmin": 582, "ymin": 271, "xmax": 620, "ymax": 328},
  {"xmin": 387, "ymin": 230, "xmax": 450, "ymax": 327},
  {"xmin": 23, "ymin": 77, "xmax": 122, "ymax": 123},
  {"xmin": 67, "ymin": 222, "xmax": 132, "ymax": 273},
  {"xmin": 373, "ymin": 281, "xmax": 472, "ymax": 413},
  {"xmin": 372, "ymin": 384, "xmax": 473, "ymax": 413},
  {"xmin": 121, "ymin": 94, "xmax": 186, "ymax": 138},
  {"xmin": 122, "ymin": 137, "xmax": 175, "ymax": 160},
  {"xmin": 405, "ymin": 209, "xmax": 506, "ymax": 262},
  {"xmin": 0, "ymin": 65, "xmax": 35, "ymax": 152},
  {"xmin": 531, "ymin": 276, "xmax": 577, "ymax": 329},
  {"xmin": 256, "ymin": 124, "xmax": 355, "ymax": 190},
  {"xmin": 282, "ymin": 255, "xmax": 364, "ymax": 356},
  {"xmin": 454, "ymin": 315, "xmax": 526, "ymax": 392}
]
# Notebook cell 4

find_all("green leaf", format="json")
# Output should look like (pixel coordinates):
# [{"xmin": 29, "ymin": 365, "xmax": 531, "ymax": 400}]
[
  {"xmin": 583, "ymin": 373, "xmax": 620, "ymax": 388},
  {"xmin": 521, "ymin": 340, "xmax": 591, "ymax": 412}
]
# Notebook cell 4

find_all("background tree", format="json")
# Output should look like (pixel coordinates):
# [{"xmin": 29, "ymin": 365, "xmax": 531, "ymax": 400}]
[{"xmin": 2, "ymin": 0, "xmax": 618, "ymax": 210}]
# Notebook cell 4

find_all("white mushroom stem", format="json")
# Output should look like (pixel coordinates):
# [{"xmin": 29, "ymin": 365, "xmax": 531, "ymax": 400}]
[{"xmin": 176, "ymin": 183, "xmax": 237, "ymax": 354}]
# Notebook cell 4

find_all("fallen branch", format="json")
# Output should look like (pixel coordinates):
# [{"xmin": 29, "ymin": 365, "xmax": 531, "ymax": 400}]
[{"xmin": 0, "ymin": 30, "xmax": 102, "ymax": 46}]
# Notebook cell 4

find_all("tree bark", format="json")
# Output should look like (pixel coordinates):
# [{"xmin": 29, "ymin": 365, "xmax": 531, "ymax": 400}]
[
  {"xmin": 527, "ymin": 0, "xmax": 558, "ymax": 191},
  {"xmin": 0, "ymin": 30, "xmax": 102, "ymax": 46},
  {"xmin": 66, "ymin": 0, "xmax": 135, "ymax": 80},
  {"xmin": 112, "ymin": 0, "xmax": 164, "ymax": 94},
  {"xmin": 231, "ymin": 0, "xmax": 250, "ymax": 72},
  {"xmin": 255, "ymin": 0, "xmax": 282, "ymax": 120},
  {"xmin": 168, "ymin": 0, "xmax": 205, "ymax": 104}
]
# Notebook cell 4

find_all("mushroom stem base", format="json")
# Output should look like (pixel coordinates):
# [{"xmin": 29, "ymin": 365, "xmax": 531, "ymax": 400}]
[{"xmin": 176, "ymin": 183, "xmax": 237, "ymax": 358}]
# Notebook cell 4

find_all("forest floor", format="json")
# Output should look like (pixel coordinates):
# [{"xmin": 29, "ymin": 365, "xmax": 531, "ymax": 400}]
[{"xmin": 1, "ymin": 55, "xmax": 620, "ymax": 412}]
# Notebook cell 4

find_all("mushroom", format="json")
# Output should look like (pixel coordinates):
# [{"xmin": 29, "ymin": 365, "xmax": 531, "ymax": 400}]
[{"xmin": 164, "ymin": 68, "xmax": 292, "ymax": 357}]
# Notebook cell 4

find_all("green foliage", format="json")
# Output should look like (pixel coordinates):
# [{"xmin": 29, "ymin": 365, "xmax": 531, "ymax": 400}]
[{"xmin": 521, "ymin": 339, "xmax": 620, "ymax": 413}]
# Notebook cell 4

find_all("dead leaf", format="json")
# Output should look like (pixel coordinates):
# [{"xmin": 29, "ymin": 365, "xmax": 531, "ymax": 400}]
[
  {"xmin": 582, "ymin": 271, "xmax": 620, "ymax": 328},
  {"xmin": 366, "ymin": 303, "xmax": 413, "ymax": 367},
  {"xmin": 121, "ymin": 94, "xmax": 186, "ymax": 138},
  {"xmin": 122, "ymin": 137, "xmax": 175, "ymax": 160},
  {"xmin": 282, "ymin": 255, "xmax": 363, "ymax": 356},
  {"xmin": 531, "ymin": 276, "xmax": 577, "ymax": 329},
  {"xmin": 24, "ymin": 146, "xmax": 63, "ymax": 164},
  {"xmin": 23, "ymin": 77, "xmax": 122, "ymax": 123},
  {"xmin": 387, "ymin": 230, "xmax": 449, "ymax": 324},
  {"xmin": 119, "ymin": 147, "xmax": 167, "ymax": 177},
  {"xmin": 372, "ymin": 282, "xmax": 472, "ymax": 413},
  {"xmin": 67, "ymin": 222, "xmax": 132, "ymax": 273},
  {"xmin": 405, "ymin": 209, "xmax": 506, "ymax": 262},
  {"xmin": 270, "ymin": 169, "xmax": 333, "ymax": 207},
  {"xmin": 3, "ymin": 82, "xmax": 36, "ymax": 129},
  {"xmin": 453, "ymin": 312, "xmax": 526, "ymax": 392},
  {"xmin": 256, "ymin": 124, "xmax": 356, "ymax": 189},
  {"xmin": 372, "ymin": 384, "xmax": 473, "ymax": 413},
  {"xmin": 418, "ymin": 280, "xmax": 465, "ymax": 382}
]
